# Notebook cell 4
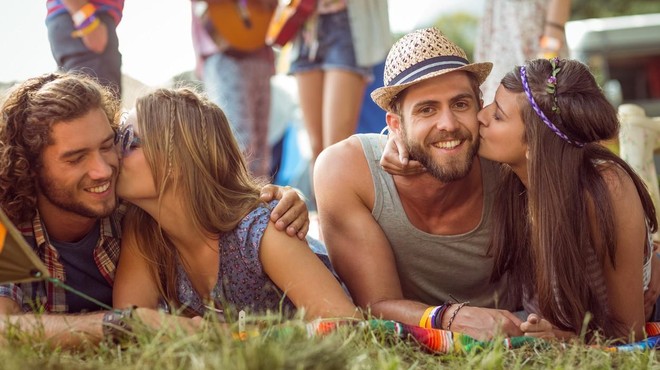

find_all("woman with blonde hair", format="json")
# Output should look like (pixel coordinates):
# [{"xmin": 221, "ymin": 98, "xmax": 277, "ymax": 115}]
[{"xmin": 113, "ymin": 87, "xmax": 358, "ymax": 320}]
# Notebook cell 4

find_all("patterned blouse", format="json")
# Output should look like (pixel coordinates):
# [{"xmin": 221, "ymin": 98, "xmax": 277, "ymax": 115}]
[{"xmin": 175, "ymin": 200, "xmax": 335, "ymax": 319}]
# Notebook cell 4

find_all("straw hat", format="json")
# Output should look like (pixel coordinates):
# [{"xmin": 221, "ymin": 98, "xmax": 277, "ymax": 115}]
[{"xmin": 371, "ymin": 27, "xmax": 493, "ymax": 111}]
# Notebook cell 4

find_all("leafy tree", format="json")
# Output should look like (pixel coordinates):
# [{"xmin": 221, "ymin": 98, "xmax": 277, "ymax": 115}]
[
  {"xmin": 432, "ymin": 12, "xmax": 479, "ymax": 60},
  {"xmin": 571, "ymin": 0, "xmax": 660, "ymax": 20}
]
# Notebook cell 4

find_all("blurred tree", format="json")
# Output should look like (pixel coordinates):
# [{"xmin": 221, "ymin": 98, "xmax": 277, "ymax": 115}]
[
  {"xmin": 432, "ymin": 12, "xmax": 479, "ymax": 60},
  {"xmin": 572, "ymin": 0, "xmax": 660, "ymax": 20}
]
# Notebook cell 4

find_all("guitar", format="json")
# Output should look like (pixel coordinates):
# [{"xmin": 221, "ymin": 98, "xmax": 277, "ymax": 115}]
[
  {"xmin": 265, "ymin": 0, "xmax": 316, "ymax": 48},
  {"xmin": 203, "ymin": 0, "xmax": 275, "ymax": 53}
]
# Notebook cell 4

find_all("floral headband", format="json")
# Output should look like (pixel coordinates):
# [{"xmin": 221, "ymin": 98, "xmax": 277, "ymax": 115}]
[{"xmin": 519, "ymin": 58, "xmax": 584, "ymax": 147}]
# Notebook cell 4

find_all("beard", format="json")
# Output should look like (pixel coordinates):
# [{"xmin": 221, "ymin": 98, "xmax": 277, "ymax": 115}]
[
  {"xmin": 37, "ymin": 171, "xmax": 116, "ymax": 219},
  {"xmin": 402, "ymin": 126, "xmax": 479, "ymax": 183}
]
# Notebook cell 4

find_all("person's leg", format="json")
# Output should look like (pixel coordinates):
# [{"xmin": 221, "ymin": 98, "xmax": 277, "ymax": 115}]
[
  {"xmin": 316, "ymin": 9, "xmax": 370, "ymax": 149},
  {"xmin": 245, "ymin": 50, "xmax": 275, "ymax": 178},
  {"xmin": 203, "ymin": 52, "xmax": 247, "ymax": 151},
  {"xmin": 294, "ymin": 70, "xmax": 325, "ymax": 165},
  {"xmin": 322, "ymin": 69, "xmax": 366, "ymax": 148}
]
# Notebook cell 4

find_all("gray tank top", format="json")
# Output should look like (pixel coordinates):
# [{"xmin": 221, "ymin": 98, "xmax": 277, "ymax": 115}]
[{"xmin": 357, "ymin": 134, "xmax": 516, "ymax": 310}]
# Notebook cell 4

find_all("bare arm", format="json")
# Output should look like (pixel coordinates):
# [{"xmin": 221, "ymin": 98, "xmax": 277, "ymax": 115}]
[
  {"xmin": 314, "ymin": 137, "xmax": 523, "ymax": 339},
  {"xmin": 260, "ymin": 184, "xmax": 309, "ymax": 240},
  {"xmin": 259, "ymin": 223, "xmax": 358, "ymax": 319},
  {"xmin": 113, "ymin": 228, "xmax": 161, "ymax": 309},
  {"xmin": 644, "ymin": 253, "xmax": 660, "ymax": 319},
  {"xmin": 0, "ymin": 297, "xmax": 105, "ymax": 347},
  {"xmin": 379, "ymin": 132, "xmax": 426, "ymax": 176},
  {"xmin": 315, "ymin": 138, "xmax": 416, "ymax": 319},
  {"xmin": 61, "ymin": 0, "xmax": 109, "ymax": 54},
  {"xmin": 595, "ymin": 166, "xmax": 646, "ymax": 341}
]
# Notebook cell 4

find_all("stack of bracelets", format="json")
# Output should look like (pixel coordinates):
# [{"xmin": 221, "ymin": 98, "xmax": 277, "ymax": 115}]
[
  {"xmin": 71, "ymin": 3, "xmax": 100, "ymax": 38},
  {"xmin": 419, "ymin": 301, "xmax": 470, "ymax": 330}
]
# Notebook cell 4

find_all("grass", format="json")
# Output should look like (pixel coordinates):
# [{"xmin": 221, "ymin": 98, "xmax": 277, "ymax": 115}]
[{"xmin": 2, "ymin": 312, "xmax": 660, "ymax": 370}]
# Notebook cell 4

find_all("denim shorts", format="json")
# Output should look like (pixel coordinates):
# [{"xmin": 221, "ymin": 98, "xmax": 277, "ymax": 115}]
[{"xmin": 289, "ymin": 9, "xmax": 372, "ymax": 80}]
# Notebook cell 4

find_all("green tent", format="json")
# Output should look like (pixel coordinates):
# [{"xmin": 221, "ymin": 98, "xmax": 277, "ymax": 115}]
[{"xmin": 0, "ymin": 209, "xmax": 49, "ymax": 284}]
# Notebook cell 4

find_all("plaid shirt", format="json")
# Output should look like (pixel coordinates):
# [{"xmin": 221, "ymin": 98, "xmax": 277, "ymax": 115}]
[{"xmin": 0, "ymin": 209, "xmax": 123, "ymax": 313}]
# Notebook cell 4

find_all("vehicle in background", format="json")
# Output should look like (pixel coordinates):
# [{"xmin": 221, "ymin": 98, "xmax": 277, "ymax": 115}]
[{"xmin": 566, "ymin": 13, "xmax": 660, "ymax": 116}]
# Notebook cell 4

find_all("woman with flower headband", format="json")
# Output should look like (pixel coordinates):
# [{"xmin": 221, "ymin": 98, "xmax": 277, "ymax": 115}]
[
  {"xmin": 476, "ymin": 57, "xmax": 657, "ymax": 341},
  {"xmin": 112, "ymin": 87, "xmax": 359, "ymax": 321}
]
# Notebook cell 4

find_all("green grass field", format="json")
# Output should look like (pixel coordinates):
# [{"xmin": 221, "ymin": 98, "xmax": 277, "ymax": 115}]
[{"xmin": 2, "ymin": 312, "xmax": 660, "ymax": 370}]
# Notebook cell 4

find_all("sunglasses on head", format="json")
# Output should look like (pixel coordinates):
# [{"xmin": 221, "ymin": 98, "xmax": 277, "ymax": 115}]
[{"xmin": 118, "ymin": 124, "xmax": 142, "ymax": 156}]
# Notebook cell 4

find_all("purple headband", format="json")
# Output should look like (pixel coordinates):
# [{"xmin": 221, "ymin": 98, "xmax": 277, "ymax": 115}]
[{"xmin": 519, "ymin": 65, "xmax": 584, "ymax": 147}]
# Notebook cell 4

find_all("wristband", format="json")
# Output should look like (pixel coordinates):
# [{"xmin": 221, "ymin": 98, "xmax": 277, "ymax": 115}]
[
  {"xmin": 72, "ymin": 3, "xmax": 97, "ymax": 27},
  {"xmin": 419, "ymin": 306, "xmax": 435, "ymax": 328},
  {"xmin": 76, "ymin": 14, "xmax": 97, "ymax": 31},
  {"xmin": 429, "ymin": 305, "xmax": 445, "ymax": 329},
  {"xmin": 540, "ymin": 35, "xmax": 562, "ymax": 51},
  {"xmin": 434, "ymin": 303, "xmax": 451, "ymax": 329},
  {"xmin": 71, "ymin": 17, "xmax": 101, "ymax": 38},
  {"xmin": 103, "ymin": 306, "xmax": 136, "ymax": 343}
]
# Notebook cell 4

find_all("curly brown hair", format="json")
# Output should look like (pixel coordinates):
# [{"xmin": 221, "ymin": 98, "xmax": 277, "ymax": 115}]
[{"xmin": 0, "ymin": 72, "xmax": 120, "ymax": 225}]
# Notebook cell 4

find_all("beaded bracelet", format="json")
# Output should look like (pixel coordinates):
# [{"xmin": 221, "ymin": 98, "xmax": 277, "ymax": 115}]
[{"xmin": 446, "ymin": 302, "xmax": 469, "ymax": 331}]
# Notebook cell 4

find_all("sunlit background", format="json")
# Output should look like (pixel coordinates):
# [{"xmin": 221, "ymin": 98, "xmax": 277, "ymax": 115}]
[{"xmin": 0, "ymin": 0, "xmax": 483, "ymax": 86}]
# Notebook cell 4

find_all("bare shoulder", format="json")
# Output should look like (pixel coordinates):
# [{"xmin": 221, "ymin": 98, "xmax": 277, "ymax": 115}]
[
  {"xmin": 596, "ymin": 162, "xmax": 638, "ymax": 200},
  {"xmin": 316, "ymin": 136, "xmax": 366, "ymax": 171},
  {"xmin": 315, "ymin": 136, "xmax": 370, "ymax": 191},
  {"xmin": 314, "ymin": 135, "xmax": 375, "ymax": 216}
]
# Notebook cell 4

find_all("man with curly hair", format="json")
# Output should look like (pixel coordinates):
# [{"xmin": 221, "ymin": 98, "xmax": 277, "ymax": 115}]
[{"xmin": 0, "ymin": 72, "xmax": 309, "ymax": 346}]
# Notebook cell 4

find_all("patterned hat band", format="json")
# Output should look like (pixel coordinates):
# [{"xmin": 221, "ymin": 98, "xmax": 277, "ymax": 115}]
[
  {"xmin": 519, "ymin": 66, "xmax": 584, "ymax": 147},
  {"xmin": 388, "ymin": 55, "xmax": 470, "ymax": 86},
  {"xmin": 370, "ymin": 27, "xmax": 493, "ymax": 111}
]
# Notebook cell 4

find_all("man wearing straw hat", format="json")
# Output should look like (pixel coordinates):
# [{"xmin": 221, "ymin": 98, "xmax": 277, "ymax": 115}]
[
  {"xmin": 314, "ymin": 27, "xmax": 524, "ymax": 340},
  {"xmin": 0, "ymin": 72, "xmax": 309, "ymax": 346}
]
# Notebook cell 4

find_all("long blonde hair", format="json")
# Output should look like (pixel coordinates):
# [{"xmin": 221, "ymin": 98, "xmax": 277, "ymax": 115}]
[{"xmin": 122, "ymin": 87, "xmax": 267, "ymax": 308}]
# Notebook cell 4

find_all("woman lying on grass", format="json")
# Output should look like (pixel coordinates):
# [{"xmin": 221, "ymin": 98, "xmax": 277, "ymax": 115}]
[
  {"xmin": 477, "ymin": 58, "xmax": 656, "ymax": 342},
  {"xmin": 113, "ymin": 87, "xmax": 359, "ymax": 321}
]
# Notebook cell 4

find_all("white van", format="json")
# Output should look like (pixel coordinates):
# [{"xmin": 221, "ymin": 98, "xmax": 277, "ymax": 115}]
[{"xmin": 566, "ymin": 13, "xmax": 660, "ymax": 116}]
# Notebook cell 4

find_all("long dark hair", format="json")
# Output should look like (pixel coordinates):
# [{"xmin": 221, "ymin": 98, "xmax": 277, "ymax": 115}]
[{"xmin": 489, "ymin": 59, "xmax": 657, "ymax": 338}]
